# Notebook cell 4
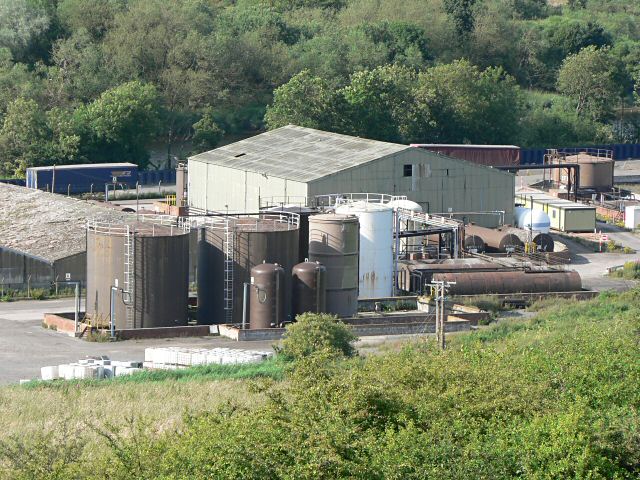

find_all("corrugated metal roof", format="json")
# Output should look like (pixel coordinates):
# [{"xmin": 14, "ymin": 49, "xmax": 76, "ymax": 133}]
[
  {"xmin": 0, "ymin": 183, "xmax": 134, "ymax": 262},
  {"xmin": 189, "ymin": 125, "xmax": 409, "ymax": 182},
  {"xmin": 411, "ymin": 144, "xmax": 520, "ymax": 149},
  {"xmin": 515, "ymin": 189, "xmax": 595, "ymax": 209}
]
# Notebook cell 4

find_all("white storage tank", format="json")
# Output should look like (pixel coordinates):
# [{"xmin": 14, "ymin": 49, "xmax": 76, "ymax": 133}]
[
  {"xmin": 625, "ymin": 205, "xmax": 640, "ymax": 230},
  {"xmin": 515, "ymin": 208, "xmax": 551, "ymax": 234},
  {"xmin": 388, "ymin": 199, "xmax": 423, "ymax": 257},
  {"xmin": 335, "ymin": 201, "xmax": 394, "ymax": 298}
]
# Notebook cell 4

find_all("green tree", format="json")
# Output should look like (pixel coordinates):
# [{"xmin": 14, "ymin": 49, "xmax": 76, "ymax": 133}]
[
  {"xmin": 192, "ymin": 108, "xmax": 224, "ymax": 154},
  {"xmin": 442, "ymin": 0, "xmax": 478, "ymax": 40},
  {"xmin": 78, "ymin": 81, "xmax": 160, "ymax": 166},
  {"xmin": 276, "ymin": 312, "xmax": 357, "ymax": 361},
  {"xmin": 0, "ymin": 98, "xmax": 79, "ymax": 177},
  {"xmin": 265, "ymin": 70, "xmax": 342, "ymax": 131},
  {"xmin": 0, "ymin": 0, "xmax": 50, "ymax": 63},
  {"xmin": 341, "ymin": 64, "xmax": 416, "ymax": 142},
  {"xmin": 557, "ymin": 46, "xmax": 627, "ymax": 121}
]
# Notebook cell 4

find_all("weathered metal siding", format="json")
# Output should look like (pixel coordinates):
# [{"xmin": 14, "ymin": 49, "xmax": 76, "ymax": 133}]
[
  {"xmin": 0, "ymin": 247, "xmax": 54, "ymax": 289},
  {"xmin": 53, "ymin": 252, "xmax": 86, "ymax": 284},
  {"xmin": 187, "ymin": 159, "xmax": 308, "ymax": 213},
  {"xmin": 308, "ymin": 149, "xmax": 514, "ymax": 228}
]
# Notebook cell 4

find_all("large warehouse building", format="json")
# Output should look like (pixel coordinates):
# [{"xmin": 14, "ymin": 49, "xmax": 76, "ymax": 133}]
[
  {"xmin": 0, "ymin": 183, "xmax": 133, "ymax": 290},
  {"xmin": 188, "ymin": 126, "xmax": 515, "ymax": 226}
]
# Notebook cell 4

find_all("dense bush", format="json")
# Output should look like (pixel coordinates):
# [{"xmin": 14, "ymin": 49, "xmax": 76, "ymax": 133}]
[
  {"xmin": 2, "ymin": 289, "xmax": 639, "ymax": 478},
  {"xmin": 276, "ymin": 312, "xmax": 357, "ymax": 361}
]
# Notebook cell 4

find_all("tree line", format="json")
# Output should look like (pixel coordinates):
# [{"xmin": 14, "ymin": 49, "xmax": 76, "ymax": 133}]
[{"xmin": 0, "ymin": 0, "xmax": 638, "ymax": 177}]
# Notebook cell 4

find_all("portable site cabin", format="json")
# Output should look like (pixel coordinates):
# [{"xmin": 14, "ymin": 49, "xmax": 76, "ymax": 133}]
[{"xmin": 516, "ymin": 191, "xmax": 596, "ymax": 232}]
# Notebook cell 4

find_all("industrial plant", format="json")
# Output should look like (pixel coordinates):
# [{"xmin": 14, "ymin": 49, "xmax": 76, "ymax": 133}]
[{"xmin": 9, "ymin": 125, "xmax": 640, "ymax": 345}]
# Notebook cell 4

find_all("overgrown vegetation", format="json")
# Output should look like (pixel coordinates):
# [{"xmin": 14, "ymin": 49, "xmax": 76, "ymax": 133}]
[
  {"xmin": 1, "ymin": 291, "xmax": 639, "ymax": 478},
  {"xmin": 0, "ymin": 0, "xmax": 639, "ymax": 178},
  {"xmin": 609, "ymin": 260, "xmax": 640, "ymax": 279}
]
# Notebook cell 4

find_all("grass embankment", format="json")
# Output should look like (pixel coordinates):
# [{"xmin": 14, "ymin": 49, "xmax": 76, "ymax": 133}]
[
  {"xmin": 1, "ymin": 292, "xmax": 639, "ymax": 478},
  {"xmin": 609, "ymin": 261, "xmax": 640, "ymax": 280}
]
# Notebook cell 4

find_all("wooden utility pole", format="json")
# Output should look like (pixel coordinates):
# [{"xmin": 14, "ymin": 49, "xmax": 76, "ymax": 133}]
[{"xmin": 431, "ymin": 280, "xmax": 455, "ymax": 350}]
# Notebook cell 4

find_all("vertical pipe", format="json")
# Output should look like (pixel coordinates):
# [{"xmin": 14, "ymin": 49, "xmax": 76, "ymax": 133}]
[
  {"xmin": 110, "ymin": 286, "xmax": 116, "ymax": 339},
  {"xmin": 242, "ymin": 282, "xmax": 249, "ymax": 329},
  {"xmin": 74, "ymin": 282, "xmax": 79, "ymax": 333}
]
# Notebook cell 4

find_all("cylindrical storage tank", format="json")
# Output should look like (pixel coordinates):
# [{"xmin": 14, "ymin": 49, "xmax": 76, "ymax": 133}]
[
  {"xmin": 463, "ymin": 234, "xmax": 486, "ymax": 253},
  {"xmin": 264, "ymin": 205, "xmax": 317, "ymax": 263},
  {"xmin": 465, "ymin": 224, "xmax": 523, "ymax": 253},
  {"xmin": 249, "ymin": 263, "xmax": 285, "ymax": 329},
  {"xmin": 514, "ymin": 206, "xmax": 530, "ymax": 226},
  {"xmin": 388, "ymin": 199, "xmax": 423, "ymax": 256},
  {"xmin": 517, "ymin": 210, "xmax": 551, "ymax": 234},
  {"xmin": 502, "ymin": 226, "xmax": 555, "ymax": 253},
  {"xmin": 335, "ymin": 201, "xmax": 393, "ymax": 298},
  {"xmin": 432, "ymin": 270, "xmax": 581, "ymax": 295},
  {"xmin": 292, "ymin": 261, "xmax": 327, "ymax": 317},
  {"xmin": 197, "ymin": 217, "xmax": 299, "ymax": 325},
  {"xmin": 551, "ymin": 154, "xmax": 614, "ymax": 191},
  {"xmin": 87, "ymin": 221, "xmax": 189, "ymax": 329},
  {"xmin": 308, "ymin": 214, "xmax": 359, "ymax": 317}
]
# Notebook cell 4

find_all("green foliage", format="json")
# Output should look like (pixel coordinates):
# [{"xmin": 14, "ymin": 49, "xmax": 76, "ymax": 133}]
[
  {"xmin": 557, "ymin": 46, "xmax": 628, "ymax": 121},
  {"xmin": 191, "ymin": 108, "xmax": 224, "ymax": 154},
  {"xmin": 276, "ymin": 312, "xmax": 357, "ymax": 361},
  {"xmin": 77, "ymin": 81, "xmax": 160, "ymax": 166},
  {"xmin": 609, "ymin": 261, "xmax": 640, "ymax": 279},
  {"xmin": 5, "ymin": 290, "xmax": 640, "ymax": 478},
  {"xmin": 443, "ymin": 0, "xmax": 478, "ymax": 40}
]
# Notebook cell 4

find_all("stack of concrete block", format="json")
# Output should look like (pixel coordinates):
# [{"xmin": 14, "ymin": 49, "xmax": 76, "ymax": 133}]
[
  {"xmin": 40, "ymin": 356, "xmax": 143, "ymax": 381},
  {"xmin": 143, "ymin": 347, "xmax": 272, "ymax": 370}
]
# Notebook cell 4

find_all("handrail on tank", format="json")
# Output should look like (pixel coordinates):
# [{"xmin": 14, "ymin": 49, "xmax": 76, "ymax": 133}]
[
  {"xmin": 187, "ymin": 210, "xmax": 300, "ymax": 231},
  {"xmin": 86, "ymin": 214, "xmax": 190, "ymax": 237},
  {"xmin": 315, "ymin": 193, "xmax": 408, "ymax": 207},
  {"xmin": 545, "ymin": 147, "xmax": 613, "ymax": 161}
]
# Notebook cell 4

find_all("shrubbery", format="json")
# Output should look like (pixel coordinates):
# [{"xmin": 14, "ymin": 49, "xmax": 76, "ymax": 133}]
[{"xmin": 276, "ymin": 312, "xmax": 357, "ymax": 361}]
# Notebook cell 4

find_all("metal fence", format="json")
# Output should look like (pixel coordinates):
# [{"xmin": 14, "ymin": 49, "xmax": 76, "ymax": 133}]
[{"xmin": 521, "ymin": 143, "xmax": 640, "ymax": 165}]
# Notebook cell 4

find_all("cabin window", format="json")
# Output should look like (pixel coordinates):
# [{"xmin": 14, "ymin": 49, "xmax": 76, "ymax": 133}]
[{"xmin": 403, "ymin": 164, "xmax": 413, "ymax": 177}]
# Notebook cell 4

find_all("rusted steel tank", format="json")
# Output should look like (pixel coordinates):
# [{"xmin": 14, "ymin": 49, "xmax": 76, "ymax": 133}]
[
  {"xmin": 308, "ymin": 213, "xmax": 359, "ymax": 317},
  {"xmin": 249, "ymin": 263, "xmax": 285, "ymax": 329},
  {"xmin": 292, "ymin": 261, "xmax": 327, "ymax": 317},
  {"xmin": 464, "ymin": 224, "xmax": 523, "ymax": 253},
  {"xmin": 432, "ymin": 270, "xmax": 582, "ymax": 295},
  {"xmin": 502, "ymin": 227, "xmax": 555, "ymax": 252},
  {"xmin": 463, "ymin": 234, "xmax": 486, "ymax": 253},
  {"xmin": 398, "ymin": 259, "xmax": 516, "ymax": 293}
]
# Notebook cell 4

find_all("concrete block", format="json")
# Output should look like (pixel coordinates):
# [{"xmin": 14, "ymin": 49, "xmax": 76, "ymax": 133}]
[{"xmin": 41, "ymin": 366, "xmax": 59, "ymax": 381}]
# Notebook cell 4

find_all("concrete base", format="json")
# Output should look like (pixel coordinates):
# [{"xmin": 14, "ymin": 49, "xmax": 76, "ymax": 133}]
[
  {"xmin": 43, "ymin": 313, "xmax": 85, "ymax": 337},
  {"xmin": 218, "ymin": 312, "xmax": 471, "ymax": 341}
]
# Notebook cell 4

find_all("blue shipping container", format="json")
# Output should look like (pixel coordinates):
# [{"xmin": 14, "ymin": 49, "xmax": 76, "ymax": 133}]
[{"xmin": 26, "ymin": 163, "xmax": 138, "ymax": 194}]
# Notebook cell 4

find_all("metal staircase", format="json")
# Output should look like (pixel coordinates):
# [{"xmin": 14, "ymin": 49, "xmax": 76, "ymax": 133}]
[
  {"xmin": 223, "ymin": 222, "xmax": 234, "ymax": 323},
  {"xmin": 124, "ymin": 225, "xmax": 135, "ymax": 329}
]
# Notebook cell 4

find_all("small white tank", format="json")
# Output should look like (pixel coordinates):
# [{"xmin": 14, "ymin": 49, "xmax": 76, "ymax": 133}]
[
  {"xmin": 335, "ymin": 201, "xmax": 394, "ymax": 298},
  {"xmin": 387, "ymin": 199, "xmax": 423, "ymax": 213},
  {"xmin": 517, "ymin": 209, "xmax": 551, "ymax": 234},
  {"xmin": 514, "ymin": 207, "xmax": 530, "ymax": 226}
]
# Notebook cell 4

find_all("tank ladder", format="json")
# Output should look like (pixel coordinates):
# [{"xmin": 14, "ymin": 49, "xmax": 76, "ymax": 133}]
[
  {"xmin": 223, "ymin": 222, "xmax": 234, "ymax": 323},
  {"xmin": 124, "ymin": 225, "xmax": 135, "ymax": 329}
]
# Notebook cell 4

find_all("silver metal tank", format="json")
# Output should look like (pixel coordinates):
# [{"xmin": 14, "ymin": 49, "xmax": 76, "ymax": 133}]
[
  {"xmin": 308, "ymin": 213, "xmax": 359, "ymax": 317},
  {"xmin": 86, "ymin": 218, "xmax": 190, "ymax": 329},
  {"xmin": 249, "ymin": 263, "xmax": 285, "ymax": 329},
  {"xmin": 335, "ymin": 201, "xmax": 394, "ymax": 298},
  {"xmin": 292, "ymin": 261, "xmax": 327, "ymax": 317},
  {"xmin": 197, "ymin": 215, "xmax": 299, "ymax": 325}
]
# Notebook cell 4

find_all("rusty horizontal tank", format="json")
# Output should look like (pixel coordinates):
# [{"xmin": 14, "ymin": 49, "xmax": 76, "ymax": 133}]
[
  {"xmin": 464, "ymin": 224, "xmax": 523, "ymax": 253},
  {"xmin": 308, "ymin": 213, "xmax": 359, "ymax": 317},
  {"xmin": 463, "ymin": 234, "xmax": 486, "ymax": 253},
  {"xmin": 432, "ymin": 270, "xmax": 582, "ymax": 295},
  {"xmin": 292, "ymin": 261, "xmax": 327, "ymax": 317},
  {"xmin": 501, "ymin": 227, "xmax": 555, "ymax": 253},
  {"xmin": 249, "ymin": 263, "xmax": 285, "ymax": 329},
  {"xmin": 397, "ymin": 259, "xmax": 516, "ymax": 293}
]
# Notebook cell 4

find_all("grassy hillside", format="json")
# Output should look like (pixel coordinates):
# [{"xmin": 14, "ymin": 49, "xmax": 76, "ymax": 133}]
[{"xmin": 1, "ymin": 290, "xmax": 639, "ymax": 479}]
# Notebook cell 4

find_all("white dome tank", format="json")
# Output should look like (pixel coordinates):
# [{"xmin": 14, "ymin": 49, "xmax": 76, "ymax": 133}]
[
  {"xmin": 518, "ymin": 210, "xmax": 551, "ymax": 234},
  {"xmin": 387, "ymin": 199, "xmax": 423, "ymax": 213},
  {"xmin": 514, "ymin": 207, "xmax": 530, "ymax": 226},
  {"xmin": 335, "ymin": 201, "xmax": 394, "ymax": 298}
]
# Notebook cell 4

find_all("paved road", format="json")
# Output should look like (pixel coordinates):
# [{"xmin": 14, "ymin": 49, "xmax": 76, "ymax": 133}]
[{"xmin": 0, "ymin": 299, "xmax": 275, "ymax": 385}]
